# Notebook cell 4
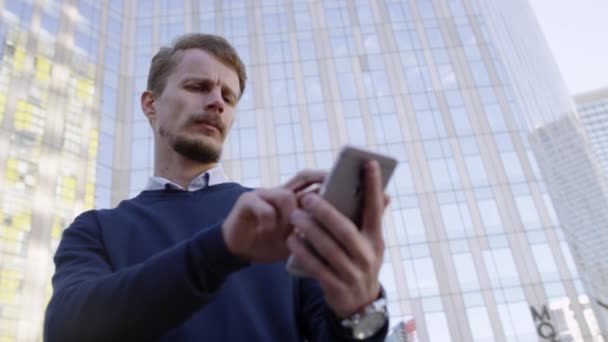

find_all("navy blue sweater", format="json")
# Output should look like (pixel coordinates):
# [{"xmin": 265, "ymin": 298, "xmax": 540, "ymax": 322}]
[{"xmin": 44, "ymin": 183, "xmax": 388, "ymax": 341}]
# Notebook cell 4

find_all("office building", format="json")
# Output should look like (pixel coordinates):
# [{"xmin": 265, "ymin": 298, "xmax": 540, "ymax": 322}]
[
  {"xmin": 576, "ymin": 87, "xmax": 608, "ymax": 176},
  {"xmin": 0, "ymin": 0, "xmax": 605, "ymax": 340}
]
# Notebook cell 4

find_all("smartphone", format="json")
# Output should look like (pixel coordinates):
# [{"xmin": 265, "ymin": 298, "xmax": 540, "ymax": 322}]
[{"xmin": 286, "ymin": 145, "xmax": 398, "ymax": 277}]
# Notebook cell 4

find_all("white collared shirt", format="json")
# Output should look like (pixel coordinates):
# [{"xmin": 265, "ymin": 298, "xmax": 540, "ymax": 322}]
[{"xmin": 144, "ymin": 165, "xmax": 230, "ymax": 191}]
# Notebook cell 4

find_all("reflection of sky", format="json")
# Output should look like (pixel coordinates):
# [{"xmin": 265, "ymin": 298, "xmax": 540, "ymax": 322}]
[{"xmin": 530, "ymin": 0, "xmax": 608, "ymax": 94}]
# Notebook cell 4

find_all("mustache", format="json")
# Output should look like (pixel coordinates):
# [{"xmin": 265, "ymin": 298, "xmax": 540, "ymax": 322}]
[{"xmin": 188, "ymin": 114, "xmax": 225, "ymax": 134}]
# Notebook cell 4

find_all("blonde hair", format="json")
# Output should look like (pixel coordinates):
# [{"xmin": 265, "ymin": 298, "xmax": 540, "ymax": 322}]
[{"xmin": 147, "ymin": 33, "xmax": 247, "ymax": 97}]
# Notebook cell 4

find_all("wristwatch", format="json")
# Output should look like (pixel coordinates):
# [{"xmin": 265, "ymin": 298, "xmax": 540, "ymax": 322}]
[{"xmin": 340, "ymin": 289, "xmax": 388, "ymax": 340}]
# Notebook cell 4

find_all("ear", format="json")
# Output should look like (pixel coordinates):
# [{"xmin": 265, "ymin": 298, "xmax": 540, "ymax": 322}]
[{"xmin": 141, "ymin": 90, "xmax": 156, "ymax": 122}]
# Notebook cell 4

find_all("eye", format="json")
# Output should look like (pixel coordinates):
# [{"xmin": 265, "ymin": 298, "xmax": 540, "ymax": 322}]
[
  {"xmin": 187, "ymin": 83, "xmax": 207, "ymax": 92},
  {"xmin": 223, "ymin": 94, "xmax": 236, "ymax": 105}
]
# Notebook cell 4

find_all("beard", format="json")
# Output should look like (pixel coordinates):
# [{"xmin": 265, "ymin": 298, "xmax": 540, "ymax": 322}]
[{"xmin": 159, "ymin": 123, "xmax": 224, "ymax": 164}]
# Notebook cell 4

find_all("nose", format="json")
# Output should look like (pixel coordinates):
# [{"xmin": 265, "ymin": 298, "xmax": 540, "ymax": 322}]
[{"xmin": 204, "ymin": 87, "xmax": 224, "ymax": 114}]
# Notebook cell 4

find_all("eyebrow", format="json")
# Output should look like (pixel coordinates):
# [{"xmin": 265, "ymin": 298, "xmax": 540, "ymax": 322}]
[{"xmin": 182, "ymin": 77, "xmax": 239, "ymax": 99}]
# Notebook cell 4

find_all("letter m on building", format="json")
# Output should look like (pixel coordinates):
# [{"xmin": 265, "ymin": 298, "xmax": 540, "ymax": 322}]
[{"xmin": 530, "ymin": 305, "xmax": 551, "ymax": 322}]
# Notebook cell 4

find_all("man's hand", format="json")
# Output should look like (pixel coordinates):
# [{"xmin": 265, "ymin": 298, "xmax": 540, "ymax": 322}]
[
  {"xmin": 286, "ymin": 161, "xmax": 389, "ymax": 318},
  {"xmin": 222, "ymin": 170, "xmax": 326, "ymax": 262}
]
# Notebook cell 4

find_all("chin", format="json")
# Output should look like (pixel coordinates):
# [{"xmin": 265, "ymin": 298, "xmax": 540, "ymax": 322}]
[{"xmin": 172, "ymin": 134, "xmax": 223, "ymax": 163}]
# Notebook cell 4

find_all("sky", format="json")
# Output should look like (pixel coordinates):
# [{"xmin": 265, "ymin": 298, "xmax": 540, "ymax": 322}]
[{"xmin": 528, "ymin": 0, "xmax": 608, "ymax": 95}]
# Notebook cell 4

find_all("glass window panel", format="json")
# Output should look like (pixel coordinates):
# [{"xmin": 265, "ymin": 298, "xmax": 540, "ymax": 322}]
[
  {"xmin": 305, "ymin": 76, "xmax": 322, "ymax": 103},
  {"xmin": 453, "ymin": 253, "xmax": 480, "ymax": 290},
  {"xmin": 380, "ymin": 114, "xmax": 403, "ymax": 143},
  {"xmin": 465, "ymin": 155, "xmax": 489, "ymax": 186},
  {"xmin": 308, "ymin": 103, "xmax": 326, "ymax": 121},
  {"xmin": 478, "ymin": 199, "xmax": 503, "ymax": 233},
  {"xmin": 500, "ymin": 152, "xmax": 525, "ymax": 182},
  {"xmin": 485, "ymin": 104, "xmax": 507, "ymax": 132},
  {"xmin": 108, "ymin": 15, "xmax": 122, "ymax": 41},
  {"xmin": 467, "ymin": 307, "xmax": 495, "ymax": 341},
  {"xmin": 418, "ymin": 0, "xmax": 437, "ymax": 19},
  {"xmin": 393, "ymin": 163, "xmax": 415, "ymax": 194},
  {"xmin": 414, "ymin": 257, "xmax": 439, "ymax": 296},
  {"xmin": 379, "ymin": 263, "xmax": 398, "ymax": 299},
  {"xmin": 131, "ymin": 139, "xmax": 150, "ymax": 169},
  {"xmin": 405, "ymin": 208, "xmax": 427, "ymax": 242},
  {"xmin": 441, "ymin": 203, "xmax": 467, "ymax": 238},
  {"xmin": 424, "ymin": 140, "xmax": 443, "ymax": 159},
  {"xmin": 299, "ymin": 38, "xmax": 316, "ymax": 60},
  {"xmin": 102, "ymin": 85, "xmax": 117, "ymax": 115},
  {"xmin": 445, "ymin": 90, "xmax": 464, "ymax": 107},
  {"xmin": 96, "ymin": 165, "xmax": 112, "ymax": 188},
  {"xmin": 130, "ymin": 169, "xmax": 149, "ymax": 194},
  {"xmin": 241, "ymin": 158, "xmax": 259, "ymax": 179},
  {"xmin": 417, "ymin": 111, "xmax": 439, "ymax": 139},
  {"xmin": 450, "ymin": 107, "xmax": 473, "ymax": 135},
  {"xmin": 514, "ymin": 195, "xmax": 542, "ymax": 230},
  {"xmin": 160, "ymin": 21, "xmax": 184, "ymax": 44},
  {"xmin": 402, "ymin": 260, "xmax": 419, "ymax": 297},
  {"xmin": 505, "ymin": 302, "xmax": 537, "ymax": 340},
  {"xmin": 136, "ymin": 22, "xmax": 152, "ymax": 43},
  {"xmin": 342, "ymin": 100, "xmax": 361, "ymax": 118},
  {"xmin": 337, "ymin": 73, "xmax": 357, "ymax": 99},
  {"xmin": 279, "ymin": 154, "xmax": 298, "ymax": 175},
  {"xmin": 387, "ymin": 3, "xmax": 410, "ymax": 23},
  {"xmin": 494, "ymin": 133, "xmax": 514, "ymax": 152},
  {"xmin": 471, "ymin": 61, "xmax": 492, "ymax": 86},
  {"xmin": 276, "ymin": 125, "xmax": 295, "ymax": 154},
  {"xmin": 294, "ymin": 10, "xmax": 312, "ymax": 31},
  {"xmin": 345, "ymin": 117, "xmax": 367, "ymax": 145},
  {"xmin": 314, "ymin": 150, "xmax": 332, "ymax": 169},
  {"xmin": 426, "ymin": 28, "xmax": 444, "ymax": 48},
  {"xmin": 240, "ymin": 128, "xmax": 258, "ymax": 158},
  {"xmin": 531, "ymin": 244, "xmax": 559, "ymax": 281},
  {"xmin": 41, "ymin": 13, "xmax": 59, "ymax": 34},
  {"xmin": 425, "ymin": 312, "xmax": 451, "ymax": 342},
  {"xmin": 95, "ymin": 186, "xmax": 111, "ymax": 209},
  {"xmin": 429, "ymin": 159, "xmax": 451, "ymax": 190},
  {"xmin": 460, "ymin": 136, "xmax": 479, "ymax": 155},
  {"xmin": 493, "ymin": 248, "xmax": 520, "ymax": 286},
  {"xmin": 310, "ymin": 121, "xmax": 330, "ymax": 150},
  {"xmin": 362, "ymin": 32, "xmax": 380, "ymax": 53}
]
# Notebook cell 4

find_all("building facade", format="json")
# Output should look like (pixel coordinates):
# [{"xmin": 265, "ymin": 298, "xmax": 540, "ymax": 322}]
[
  {"xmin": 0, "ymin": 0, "xmax": 605, "ymax": 340},
  {"xmin": 576, "ymin": 87, "xmax": 608, "ymax": 176}
]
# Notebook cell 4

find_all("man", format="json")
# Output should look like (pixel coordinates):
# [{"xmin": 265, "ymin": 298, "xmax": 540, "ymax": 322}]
[{"xmin": 44, "ymin": 33, "xmax": 389, "ymax": 341}]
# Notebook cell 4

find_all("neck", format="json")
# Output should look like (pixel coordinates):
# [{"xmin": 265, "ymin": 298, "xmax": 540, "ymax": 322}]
[{"xmin": 154, "ymin": 146, "xmax": 217, "ymax": 189}]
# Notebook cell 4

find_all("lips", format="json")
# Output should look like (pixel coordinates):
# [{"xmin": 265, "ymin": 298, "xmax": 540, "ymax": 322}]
[{"xmin": 191, "ymin": 117, "xmax": 223, "ymax": 135}]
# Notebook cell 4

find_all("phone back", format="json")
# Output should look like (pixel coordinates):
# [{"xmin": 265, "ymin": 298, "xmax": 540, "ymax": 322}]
[{"xmin": 321, "ymin": 146, "xmax": 397, "ymax": 225}]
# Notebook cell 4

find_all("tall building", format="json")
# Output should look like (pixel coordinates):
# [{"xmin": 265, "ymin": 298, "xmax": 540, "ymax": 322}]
[
  {"xmin": 576, "ymin": 87, "xmax": 608, "ymax": 176},
  {"xmin": 0, "ymin": 0, "xmax": 606, "ymax": 340}
]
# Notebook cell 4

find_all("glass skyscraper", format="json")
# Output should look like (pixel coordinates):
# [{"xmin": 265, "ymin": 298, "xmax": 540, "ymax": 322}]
[
  {"xmin": 0, "ymin": 0, "xmax": 606, "ymax": 340},
  {"xmin": 576, "ymin": 88, "xmax": 608, "ymax": 176}
]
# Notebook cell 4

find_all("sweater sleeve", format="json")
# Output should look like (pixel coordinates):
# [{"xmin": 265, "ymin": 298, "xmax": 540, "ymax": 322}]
[
  {"xmin": 44, "ymin": 210, "xmax": 248, "ymax": 342},
  {"xmin": 298, "ymin": 278, "xmax": 389, "ymax": 341}
]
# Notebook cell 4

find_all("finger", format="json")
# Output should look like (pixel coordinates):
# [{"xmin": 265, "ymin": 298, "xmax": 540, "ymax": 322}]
[
  {"xmin": 245, "ymin": 191, "xmax": 279, "ymax": 232},
  {"xmin": 289, "ymin": 209, "xmax": 358, "ymax": 283},
  {"xmin": 286, "ymin": 234, "xmax": 344, "ymax": 292},
  {"xmin": 383, "ymin": 193, "xmax": 391, "ymax": 209},
  {"xmin": 257, "ymin": 188, "xmax": 297, "ymax": 238},
  {"xmin": 296, "ymin": 184, "xmax": 321, "ymax": 205},
  {"xmin": 361, "ymin": 160, "xmax": 384, "ymax": 250},
  {"xmin": 299, "ymin": 193, "xmax": 370, "ymax": 264},
  {"xmin": 282, "ymin": 169, "xmax": 327, "ymax": 192}
]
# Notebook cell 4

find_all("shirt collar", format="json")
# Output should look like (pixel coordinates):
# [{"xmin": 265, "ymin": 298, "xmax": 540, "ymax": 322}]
[{"xmin": 145, "ymin": 165, "xmax": 230, "ymax": 192}]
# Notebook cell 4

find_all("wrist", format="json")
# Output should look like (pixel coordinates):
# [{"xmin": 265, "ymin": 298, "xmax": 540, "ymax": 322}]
[{"xmin": 340, "ymin": 286, "xmax": 388, "ymax": 340}]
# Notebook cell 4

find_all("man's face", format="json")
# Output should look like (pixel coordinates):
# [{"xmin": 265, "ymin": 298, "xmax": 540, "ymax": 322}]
[{"xmin": 147, "ymin": 49, "xmax": 240, "ymax": 164}]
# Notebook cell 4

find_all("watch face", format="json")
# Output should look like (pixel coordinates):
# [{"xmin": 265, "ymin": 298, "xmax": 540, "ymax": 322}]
[{"xmin": 353, "ymin": 312, "xmax": 387, "ymax": 340}]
